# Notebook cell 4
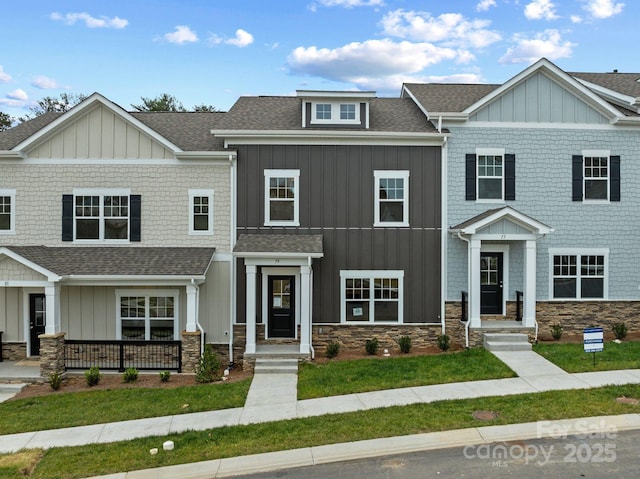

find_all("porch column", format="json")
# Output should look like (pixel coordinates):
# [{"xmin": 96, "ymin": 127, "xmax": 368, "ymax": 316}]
[
  {"xmin": 299, "ymin": 265, "xmax": 311, "ymax": 354},
  {"xmin": 185, "ymin": 284, "xmax": 198, "ymax": 333},
  {"xmin": 469, "ymin": 238, "xmax": 482, "ymax": 327},
  {"xmin": 245, "ymin": 265, "xmax": 257, "ymax": 354},
  {"xmin": 523, "ymin": 239, "xmax": 537, "ymax": 327},
  {"xmin": 44, "ymin": 283, "xmax": 61, "ymax": 334}
]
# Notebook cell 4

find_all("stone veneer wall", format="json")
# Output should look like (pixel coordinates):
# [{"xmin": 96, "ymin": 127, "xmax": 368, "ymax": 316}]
[
  {"xmin": 1, "ymin": 342, "xmax": 26, "ymax": 361},
  {"xmin": 39, "ymin": 332, "xmax": 66, "ymax": 378},
  {"xmin": 181, "ymin": 331, "xmax": 201, "ymax": 373}
]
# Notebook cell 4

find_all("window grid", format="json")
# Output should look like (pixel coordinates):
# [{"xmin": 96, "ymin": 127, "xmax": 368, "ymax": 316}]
[
  {"xmin": 477, "ymin": 155, "xmax": 503, "ymax": 200},
  {"xmin": 193, "ymin": 196, "xmax": 209, "ymax": 231},
  {"xmin": 374, "ymin": 171, "xmax": 409, "ymax": 227},
  {"xmin": 552, "ymin": 254, "xmax": 605, "ymax": 299},
  {"xmin": 316, "ymin": 104, "xmax": 331, "ymax": 120},
  {"xmin": 340, "ymin": 103, "xmax": 356, "ymax": 120},
  {"xmin": 118, "ymin": 292, "xmax": 178, "ymax": 341},
  {"xmin": 265, "ymin": 170, "xmax": 299, "ymax": 226},
  {"xmin": 74, "ymin": 194, "xmax": 129, "ymax": 241},
  {"xmin": 0, "ymin": 195, "xmax": 11, "ymax": 230},
  {"xmin": 342, "ymin": 272, "xmax": 403, "ymax": 323},
  {"xmin": 584, "ymin": 156, "xmax": 609, "ymax": 200}
]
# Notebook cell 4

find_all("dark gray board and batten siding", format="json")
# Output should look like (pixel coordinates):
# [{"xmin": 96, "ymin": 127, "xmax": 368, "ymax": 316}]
[{"xmin": 235, "ymin": 144, "xmax": 442, "ymax": 324}]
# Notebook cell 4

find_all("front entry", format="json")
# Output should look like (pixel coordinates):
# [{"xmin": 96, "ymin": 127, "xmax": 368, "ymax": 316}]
[
  {"xmin": 480, "ymin": 253, "xmax": 503, "ymax": 314},
  {"xmin": 29, "ymin": 293, "xmax": 46, "ymax": 356},
  {"xmin": 268, "ymin": 276, "xmax": 295, "ymax": 338}
]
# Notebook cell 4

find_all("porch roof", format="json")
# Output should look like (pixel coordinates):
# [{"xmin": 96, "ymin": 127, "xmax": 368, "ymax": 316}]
[
  {"xmin": 1, "ymin": 246, "xmax": 215, "ymax": 277},
  {"xmin": 450, "ymin": 206, "xmax": 553, "ymax": 235},
  {"xmin": 233, "ymin": 234, "xmax": 323, "ymax": 258}
]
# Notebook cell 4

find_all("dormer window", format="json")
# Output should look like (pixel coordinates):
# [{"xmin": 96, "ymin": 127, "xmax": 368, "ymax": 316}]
[
  {"xmin": 311, "ymin": 102, "xmax": 360, "ymax": 125},
  {"xmin": 316, "ymin": 104, "xmax": 332, "ymax": 120},
  {"xmin": 297, "ymin": 90, "xmax": 375, "ymax": 129},
  {"xmin": 340, "ymin": 104, "xmax": 356, "ymax": 120}
]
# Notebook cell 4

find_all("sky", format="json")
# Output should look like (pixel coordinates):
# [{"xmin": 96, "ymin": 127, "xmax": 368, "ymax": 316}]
[{"xmin": 0, "ymin": 0, "xmax": 636, "ymax": 119}]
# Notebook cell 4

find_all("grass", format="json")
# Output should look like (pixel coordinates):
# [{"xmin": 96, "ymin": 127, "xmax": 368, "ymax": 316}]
[
  {"xmin": 298, "ymin": 347, "xmax": 516, "ymax": 399},
  {"xmin": 0, "ymin": 379, "xmax": 251, "ymax": 435},
  {"xmin": 9, "ymin": 383, "xmax": 640, "ymax": 479},
  {"xmin": 533, "ymin": 340, "xmax": 640, "ymax": 373}
]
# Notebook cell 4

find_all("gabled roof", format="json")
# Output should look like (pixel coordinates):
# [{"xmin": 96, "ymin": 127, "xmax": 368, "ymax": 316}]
[
  {"xmin": 233, "ymin": 234, "xmax": 323, "ymax": 258},
  {"xmin": 402, "ymin": 83, "xmax": 500, "ymax": 114},
  {"xmin": 570, "ymin": 72, "xmax": 640, "ymax": 98},
  {"xmin": 450, "ymin": 207, "xmax": 553, "ymax": 235}
]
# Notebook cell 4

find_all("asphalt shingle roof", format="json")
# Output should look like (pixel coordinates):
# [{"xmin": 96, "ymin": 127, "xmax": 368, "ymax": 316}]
[
  {"xmin": 403, "ymin": 83, "xmax": 501, "ymax": 113},
  {"xmin": 570, "ymin": 72, "xmax": 640, "ymax": 98},
  {"xmin": 4, "ymin": 246, "xmax": 215, "ymax": 276},
  {"xmin": 234, "ymin": 234, "xmax": 323, "ymax": 255}
]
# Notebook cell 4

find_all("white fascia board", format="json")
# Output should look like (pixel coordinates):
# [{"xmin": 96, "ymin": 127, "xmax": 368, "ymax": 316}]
[
  {"xmin": 454, "ymin": 207, "xmax": 554, "ymax": 235},
  {"xmin": 62, "ymin": 274, "xmax": 207, "ymax": 285},
  {"xmin": 399, "ymin": 86, "xmax": 431, "ymax": 120},
  {"xmin": 574, "ymin": 78, "xmax": 639, "ymax": 113},
  {"xmin": 0, "ymin": 247, "xmax": 62, "ymax": 281},
  {"xmin": 233, "ymin": 252, "xmax": 324, "ymax": 259},
  {"xmin": 296, "ymin": 90, "xmax": 376, "ymax": 99},
  {"xmin": 0, "ymin": 151, "xmax": 24, "ymax": 159},
  {"xmin": 611, "ymin": 116, "xmax": 640, "ymax": 126},
  {"xmin": 13, "ymin": 93, "xmax": 183, "ymax": 154},
  {"xmin": 400, "ymin": 85, "xmax": 469, "ymax": 123},
  {"xmin": 174, "ymin": 151, "xmax": 236, "ymax": 162}
]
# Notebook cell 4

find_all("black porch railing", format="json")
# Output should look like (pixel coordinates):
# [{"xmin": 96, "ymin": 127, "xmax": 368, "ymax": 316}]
[
  {"xmin": 461, "ymin": 291, "xmax": 468, "ymax": 321},
  {"xmin": 515, "ymin": 290, "xmax": 523, "ymax": 321},
  {"xmin": 64, "ymin": 340, "xmax": 182, "ymax": 372}
]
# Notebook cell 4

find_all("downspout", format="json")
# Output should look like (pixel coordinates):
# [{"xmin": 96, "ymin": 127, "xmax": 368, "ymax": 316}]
[
  {"xmin": 457, "ymin": 231, "xmax": 471, "ymax": 348},
  {"xmin": 229, "ymin": 153, "xmax": 237, "ymax": 365},
  {"xmin": 191, "ymin": 278, "xmax": 205, "ymax": 356},
  {"xmin": 308, "ymin": 256, "xmax": 315, "ymax": 360}
]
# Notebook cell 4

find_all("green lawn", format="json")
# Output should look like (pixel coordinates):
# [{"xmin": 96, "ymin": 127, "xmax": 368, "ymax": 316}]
[
  {"xmin": 14, "ymin": 384, "xmax": 640, "ymax": 479},
  {"xmin": 0, "ymin": 379, "xmax": 251, "ymax": 435},
  {"xmin": 298, "ymin": 347, "xmax": 516, "ymax": 399},
  {"xmin": 533, "ymin": 340, "xmax": 640, "ymax": 373}
]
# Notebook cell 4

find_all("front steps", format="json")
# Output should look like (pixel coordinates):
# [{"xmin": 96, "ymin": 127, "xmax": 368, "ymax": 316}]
[
  {"xmin": 483, "ymin": 333, "xmax": 532, "ymax": 352},
  {"xmin": 253, "ymin": 358, "xmax": 299, "ymax": 374}
]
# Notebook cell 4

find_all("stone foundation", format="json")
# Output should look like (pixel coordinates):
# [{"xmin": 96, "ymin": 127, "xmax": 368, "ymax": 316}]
[
  {"xmin": 1, "ymin": 342, "xmax": 27, "ymax": 361},
  {"xmin": 181, "ymin": 331, "xmax": 201, "ymax": 373},
  {"xmin": 39, "ymin": 332, "xmax": 66, "ymax": 378}
]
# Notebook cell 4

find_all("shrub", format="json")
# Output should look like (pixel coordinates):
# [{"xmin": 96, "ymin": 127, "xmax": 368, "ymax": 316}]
[
  {"xmin": 612, "ymin": 322, "xmax": 628, "ymax": 340},
  {"xmin": 398, "ymin": 336, "xmax": 412, "ymax": 354},
  {"xmin": 48, "ymin": 372, "xmax": 63, "ymax": 391},
  {"xmin": 85, "ymin": 366, "xmax": 101, "ymax": 387},
  {"xmin": 551, "ymin": 323, "xmax": 563, "ymax": 340},
  {"xmin": 437, "ymin": 334, "xmax": 450, "ymax": 352},
  {"xmin": 195, "ymin": 345, "xmax": 221, "ymax": 383},
  {"xmin": 325, "ymin": 341, "xmax": 340, "ymax": 359},
  {"xmin": 123, "ymin": 367, "xmax": 139, "ymax": 383},
  {"xmin": 159, "ymin": 370, "xmax": 171, "ymax": 382},
  {"xmin": 365, "ymin": 337, "xmax": 379, "ymax": 355}
]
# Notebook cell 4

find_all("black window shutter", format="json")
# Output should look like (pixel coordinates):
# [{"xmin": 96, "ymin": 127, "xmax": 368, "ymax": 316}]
[
  {"xmin": 465, "ymin": 154, "xmax": 476, "ymax": 200},
  {"xmin": 130, "ymin": 195, "xmax": 141, "ymax": 242},
  {"xmin": 504, "ymin": 154, "xmax": 516, "ymax": 200},
  {"xmin": 62, "ymin": 194, "xmax": 74, "ymax": 241},
  {"xmin": 572, "ymin": 155, "xmax": 583, "ymax": 201},
  {"xmin": 610, "ymin": 155, "xmax": 620, "ymax": 202}
]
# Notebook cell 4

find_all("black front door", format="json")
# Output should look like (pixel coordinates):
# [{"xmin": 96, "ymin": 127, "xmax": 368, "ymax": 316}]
[
  {"xmin": 480, "ymin": 253, "xmax": 503, "ymax": 315},
  {"xmin": 29, "ymin": 293, "xmax": 46, "ymax": 356},
  {"xmin": 268, "ymin": 276, "xmax": 295, "ymax": 338}
]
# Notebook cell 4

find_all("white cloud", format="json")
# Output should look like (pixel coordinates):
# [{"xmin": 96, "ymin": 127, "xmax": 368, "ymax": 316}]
[
  {"xmin": 0, "ymin": 66, "xmax": 11, "ymax": 82},
  {"xmin": 570, "ymin": 15, "xmax": 583, "ymax": 22},
  {"xmin": 50, "ymin": 12, "xmax": 128, "ymax": 29},
  {"xmin": 380, "ymin": 10, "xmax": 501, "ymax": 48},
  {"xmin": 476, "ymin": 0, "xmax": 497, "ymax": 12},
  {"xmin": 316, "ymin": 0, "xmax": 384, "ymax": 7},
  {"xmin": 163, "ymin": 25, "xmax": 198, "ymax": 44},
  {"xmin": 7, "ymin": 89, "xmax": 28, "ymax": 101},
  {"xmin": 225, "ymin": 29, "xmax": 254, "ymax": 47},
  {"xmin": 31, "ymin": 76, "xmax": 59, "ymax": 89},
  {"xmin": 499, "ymin": 29, "xmax": 575, "ymax": 64},
  {"xmin": 583, "ymin": 0, "xmax": 624, "ymax": 19},
  {"xmin": 524, "ymin": 0, "xmax": 559, "ymax": 20}
]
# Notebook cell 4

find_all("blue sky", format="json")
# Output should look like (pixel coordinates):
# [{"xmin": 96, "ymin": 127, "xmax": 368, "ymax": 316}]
[{"xmin": 0, "ymin": 0, "xmax": 635, "ymax": 118}]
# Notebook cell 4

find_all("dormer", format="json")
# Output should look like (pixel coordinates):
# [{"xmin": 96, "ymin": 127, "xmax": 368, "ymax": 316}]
[{"xmin": 297, "ymin": 90, "xmax": 375, "ymax": 129}]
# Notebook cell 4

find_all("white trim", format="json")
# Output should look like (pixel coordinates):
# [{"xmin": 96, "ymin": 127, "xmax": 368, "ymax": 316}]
[
  {"xmin": 310, "ymin": 102, "xmax": 361, "ymax": 125},
  {"xmin": 548, "ymin": 248, "xmax": 609, "ymax": 300},
  {"xmin": 262, "ymin": 267, "xmax": 300, "ymax": 340},
  {"xmin": 0, "ymin": 247, "xmax": 61, "ymax": 281},
  {"xmin": 373, "ymin": 170, "xmax": 410, "ymax": 227},
  {"xmin": 339, "ymin": 270, "xmax": 404, "ymax": 324},
  {"xmin": 297, "ymin": 90, "xmax": 376, "ymax": 99},
  {"xmin": 115, "ymin": 288, "xmax": 180, "ymax": 341},
  {"xmin": 480, "ymin": 244, "xmax": 510, "ymax": 315},
  {"xmin": 0, "ymin": 157, "xmax": 233, "ymax": 166},
  {"xmin": 264, "ymin": 169, "xmax": 300, "ymax": 227},
  {"xmin": 188, "ymin": 189, "xmax": 214, "ymax": 235},
  {"xmin": 22, "ymin": 287, "xmax": 45, "ymax": 358},
  {"xmin": 581, "ymin": 150, "xmax": 611, "ymax": 203},
  {"xmin": 475, "ymin": 148, "xmax": 505, "ymax": 202},
  {"xmin": 452, "ymin": 206, "xmax": 553, "ymax": 236},
  {"xmin": 71, "ymin": 188, "xmax": 132, "ymax": 244},
  {"xmin": 0, "ymin": 189, "xmax": 16, "ymax": 235}
]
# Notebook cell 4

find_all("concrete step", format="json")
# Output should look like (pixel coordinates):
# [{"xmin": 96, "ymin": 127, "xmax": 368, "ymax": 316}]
[
  {"xmin": 254, "ymin": 358, "xmax": 298, "ymax": 375},
  {"xmin": 483, "ymin": 333, "xmax": 532, "ymax": 352},
  {"xmin": 484, "ymin": 333, "xmax": 530, "ymax": 343},
  {"xmin": 0, "ymin": 383, "xmax": 27, "ymax": 394},
  {"xmin": 484, "ymin": 341, "xmax": 532, "ymax": 352}
]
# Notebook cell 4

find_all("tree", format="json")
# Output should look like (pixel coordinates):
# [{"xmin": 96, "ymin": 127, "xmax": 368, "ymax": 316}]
[
  {"xmin": 19, "ymin": 93, "xmax": 87, "ymax": 122},
  {"xmin": 0, "ymin": 111, "xmax": 13, "ymax": 131},
  {"xmin": 131, "ymin": 93, "xmax": 186, "ymax": 112},
  {"xmin": 192, "ymin": 103, "xmax": 220, "ymax": 112}
]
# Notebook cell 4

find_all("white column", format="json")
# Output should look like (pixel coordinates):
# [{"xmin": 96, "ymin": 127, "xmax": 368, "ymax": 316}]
[
  {"xmin": 469, "ymin": 238, "xmax": 482, "ymax": 328},
  {"xmin": 523, "ymin": 240, "xmax": 537, "ymax": 327},
  {"xmin": 245, "ymin": 265, "xmax": 257, "ymax": 354},
  {"xmin": 44, "ymin": 283, "xmax": 61, "ymax": 334},
  {"xmin": 185, "ymin": 284, "xmax": 198, "ymax": 333},
  {"xmin": 299, "ymin": 265, "xmax": 311, "ymax": 354}
]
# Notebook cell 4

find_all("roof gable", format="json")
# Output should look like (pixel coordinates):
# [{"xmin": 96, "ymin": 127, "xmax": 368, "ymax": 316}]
[{"xmin": 451, "ymin": 207, "xmax": 553, "ymax": 236}]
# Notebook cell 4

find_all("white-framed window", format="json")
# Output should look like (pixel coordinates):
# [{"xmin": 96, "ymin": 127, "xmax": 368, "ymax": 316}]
[
  {"xmin": 311, "ymin": 102, "xmax": 360, "ymax": 124},
  {"xmin": 374, "ymin": 171, "xmax": 409, "ymax": 227},
  {"xmin": 316, "ymin": 103, "xmax": 332, "ymax": 120},
  {"xmin": 549, "ymin": 249, "xmax": 608, "ymax": 300},
  {"xmin": 189, "ymin": 189, "xmax": 214, "ymax": 235},
  {"xmin": 340, "ymin": 270, "xmax": 404, "ymax": 323},
  {"xmin": 477, "ymin": 148, "xmax": 504, "ymax": 201},
  {"xmin": 73, "ymin": 188, "xmax": 130, "ymax": 242},
  {"xmin": 116, "ymin": 289, "xmax": 179, "ymax": 341},
  {"xmin": 0, "ymin": 189, "xmax": 16, "ymax": 234},
  {"xmin": 264, "ymin": 169, "xmax": 300, "ymax": 226},
  {"xmin": 583, "ymin": 150, "xmax": 609, "ymax": 201}
]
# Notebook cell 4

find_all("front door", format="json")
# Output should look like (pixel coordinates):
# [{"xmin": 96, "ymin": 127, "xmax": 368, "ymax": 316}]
[
  {"xmin": 480, "ymin": 253, "xmax": 503, "ymax": 315},
  {"xmin": 29, "ymin": 293, "xmax": 46, "ymax": 356},
  {"xmin": 268, "ymin": 276, "xmax": 295, "ymax": 338}
]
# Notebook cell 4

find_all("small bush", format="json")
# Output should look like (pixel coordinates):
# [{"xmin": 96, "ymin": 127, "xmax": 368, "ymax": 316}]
[
  {"xmin": 48, "ymin": 372, "xmax": 63, "ymax": 391},
  {"xmin": 159, "ymin": 371, "xmax": 171, "ymax": 382},
  {"xmin": 196, "ymin": 345, "xmax": 221, "ymax": 383},
  {"xmin": 85, "ymin": 366, "xmax": 101, "ymax": 387},
  {"xmin": 551, "ymin": 323, "xmax": 563, "ymax": 340},
  {"xmin": 325, "ymin": 341, "xmax": 340, "ymax": 359},
  {"xmin": 122, "ymin": 367, "xmax": 139, "ymax": 383},
  {"xmin": 398, "ymin": 336, "xmax": 412, "ymax": 354},
  {"xmin": 365, "ymin": 337, "xmax": 379, "ymax": 355},
  {"xmin": 437, "ymin": 334, "xmax": 450, "ymax": 352},
  {"xmin": 612, "ymin": 322, "xmax": 628, "ymax": 340}
]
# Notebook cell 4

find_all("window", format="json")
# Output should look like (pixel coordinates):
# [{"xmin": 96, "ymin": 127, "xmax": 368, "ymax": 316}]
[
  {"xmin": 311, "ymin": 102, "xmax": 360, "ymax": 124},
  {"xmin": 550, "ymin": 250, "xmax": 608, "ymax": 299},
  {"xmin": 374, "ymin": 171, "xmax": 409, "ymax": 227},
  {"xmin": 572, "ymin": 151, "xmax": 620, "ymax": 202},
  {"xmin": 117, "ymin": 290, "xmax": 179, "ymax": 341},
  {"xmin": 264, "ymin": 169, "xmax": 300, "ymax": 226},
  {"xmin": 0, "ymin": 189, "xmax": 15, "ymax": 234},
  {"xmin": 341, "ymin": 271, "xmax": 404, "ymax": 323},
  {"xmin": 63, "ymin": 190, "xmax": 140, "ymax": 242},
  {"xmin": 465, "ymin": 149, "xmax": 515, "ymax": 201},
  {"xmin": 316, "ymin": 104, "xmax": 331, "ymax": 120},
  {"xmin": 340, "ymin": 103, "xmax": 356, "ymax": 120},
  {"xmin": 189, "ymin": 189, "xmax": 214, "ymax": 235}
]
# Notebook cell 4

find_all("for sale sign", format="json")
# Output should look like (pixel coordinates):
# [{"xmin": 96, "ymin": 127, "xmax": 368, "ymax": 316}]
[{"xmin": 584, "ymin": 327, "xmax": 604, "ymax": 353}]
